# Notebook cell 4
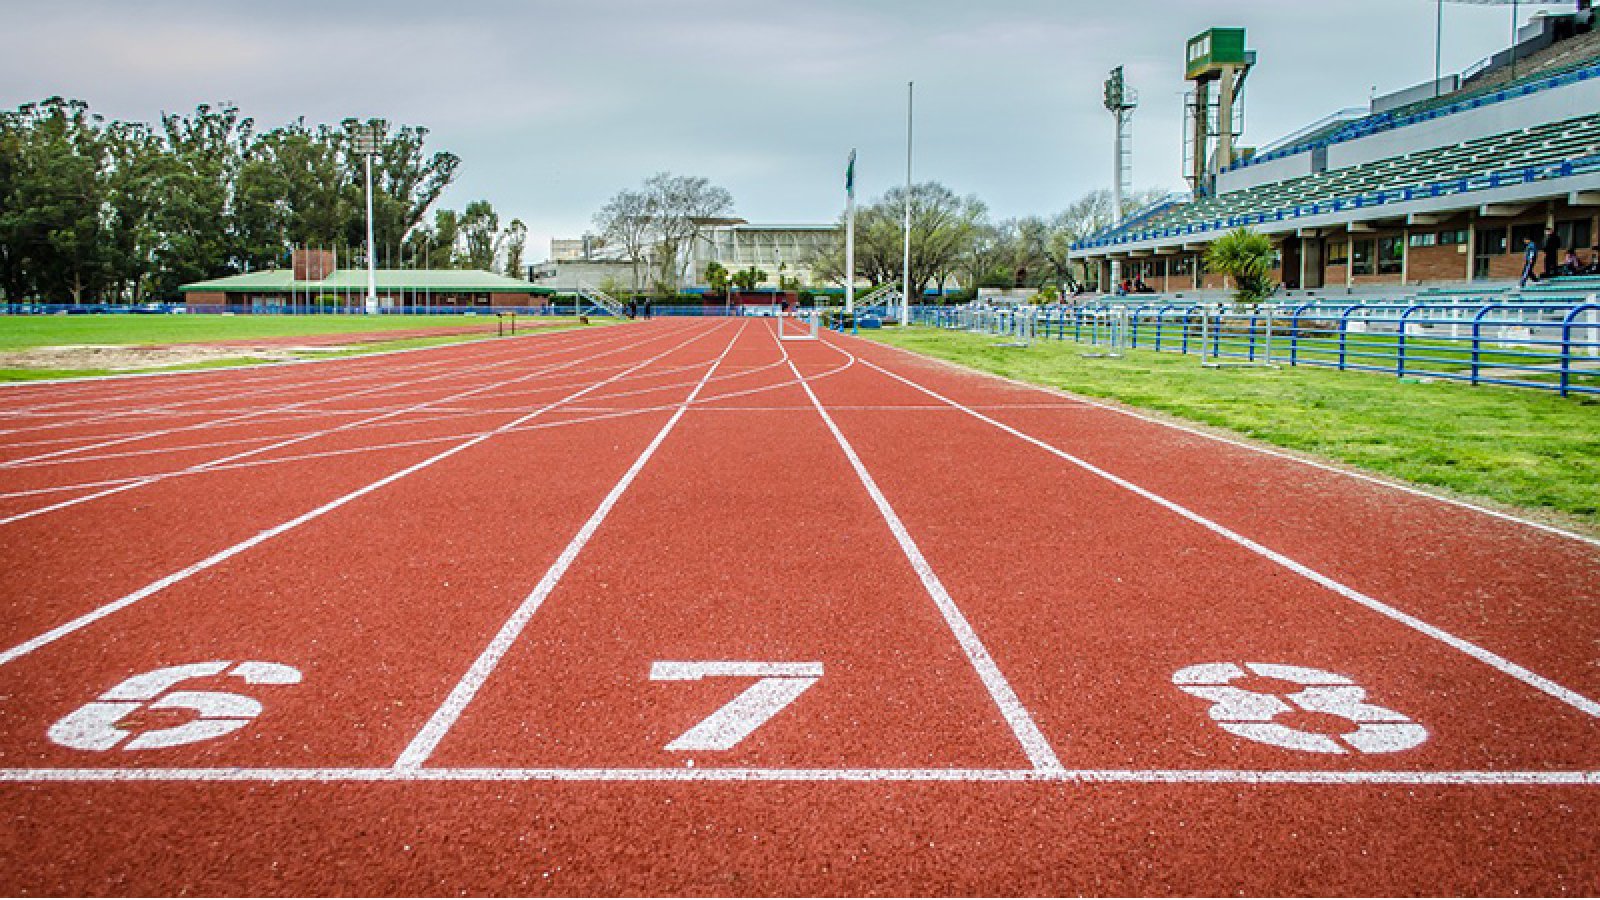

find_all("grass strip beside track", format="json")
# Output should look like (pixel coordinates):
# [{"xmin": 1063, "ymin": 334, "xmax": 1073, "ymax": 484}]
[
  {"xmin": 0, "ymin": 316, "xmax": 608, "ymax": 382},
  {"xmin": 0, "ymin": 314, "xmax": 556, "ymax": 349},
  {"xmin": 869, "ymin": 326, "xmax": 1600, "ymax": 530}
]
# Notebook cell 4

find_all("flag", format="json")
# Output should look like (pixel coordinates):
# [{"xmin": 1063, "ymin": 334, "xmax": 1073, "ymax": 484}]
[{"xmin": 846, "ymin": 149, "xmax": 856, "ymax": 197}]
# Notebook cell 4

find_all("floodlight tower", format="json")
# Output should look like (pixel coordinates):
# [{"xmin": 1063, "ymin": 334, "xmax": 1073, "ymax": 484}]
[
  {"xmin": 1103, "ymin": 66, "xmax": 1138, "ymax": 228},
  {"xmin": 1184, "ymin": 28, "xmax": 1255, "ymax": 196},
  {"xmin": 349, "ymin": 122, "xmax": 384, "ymax": 315},
  {"xmin": 1103, "ymin": 67, "xmax": 1137, "ymax": 289}
]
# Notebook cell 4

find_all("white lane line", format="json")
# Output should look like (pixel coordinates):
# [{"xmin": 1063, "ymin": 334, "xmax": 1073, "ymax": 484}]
[
  {"xmin": 0, "ymin": 324, "xmax": 634, "ymax": 467},
  {"xmin": 0, "ymin": 324, "xmax": 694, "ymax": 526},
  {"xmin": 394, "ymin": 322, "xmax": 748, "ymax": 770},
  {"xmin": 772, "ymin": 325, "xmax": 1063, "ymax": 773},
  {"xmin": 857, "ymin": 355, "xmax": 1600, "ymax": 719},
  {"xmin": 1, "ymin": 766, "xmax": 1596, "ymax": 785},
  {"xmin": 0, "ymin": 323, "xmax": 723, "ymax": 669},
  {"xmin": 870, "ymin": 338, "xmax": 1600, "ymax": 549},
  {"xmin": 0, "ymin": 348, "xmax": 854, "ymax": 502}
]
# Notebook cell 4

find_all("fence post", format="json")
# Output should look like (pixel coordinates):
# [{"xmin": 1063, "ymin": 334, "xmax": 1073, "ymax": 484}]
[
  {"xmin": 1337, "ymin": 303, "xmax": 1360, "ymax": 371},
  {"xmin": 1397, "ymin": 304, "xmax": 1420, "ymax": 377}
]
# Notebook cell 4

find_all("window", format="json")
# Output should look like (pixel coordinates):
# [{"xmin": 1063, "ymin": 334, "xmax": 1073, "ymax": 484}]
[
  {"xmin": 1556, "ymin": 219, "xmax": 1591, "ymax": 252},
  {"xmin": 1326, "ymin": 240, "xmax": 1348, "ymax": 266},
  {"xmin": 1476, "ymin": 226, "xmax": 1507, "ymax": 257},
  {"xmin": 1351, "ymin": 239, "xmax": 1375, "ymax": 275},
  {"xmin": 1378, "ymin": 236, "xmax": 1404, "ymax": 275},
  {"xmin": 1436, "ymin": 229, "xmax": 1469, "ymax": 246},
  {"xmin": 1408, "ymin": 232, "xmax": 1437, "ymax": 248},
  {"xmin": 1510, "ymin": 223, "xmax": 1544, "ymax": 253},
  {"xmin": 1171, "ymin": 254, "xmax": 1196, "ymax": 276}
]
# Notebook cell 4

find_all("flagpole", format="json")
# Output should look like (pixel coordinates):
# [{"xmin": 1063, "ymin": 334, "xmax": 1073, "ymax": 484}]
[
  {"xmin": 845, "ymin": 148, "xmax": 857, "ymax": 335},
  {"xmin": 900, "ymin": 81, "xmax": 913, "ymax": 327}
]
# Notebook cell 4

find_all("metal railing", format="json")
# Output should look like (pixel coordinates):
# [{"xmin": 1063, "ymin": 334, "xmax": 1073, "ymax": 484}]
[{"xmin": 916, "ymin": 299, "xmax": 1600, "ymax": 397}]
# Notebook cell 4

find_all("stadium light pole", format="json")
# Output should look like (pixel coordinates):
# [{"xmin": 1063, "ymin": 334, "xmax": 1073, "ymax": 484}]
[
  {"xmin": 350, "ymin": 123, "xmax": 383, "ymax": 315},
  {"xmin": 845, "ymin": 148, "xmax": 857, "ymax": 334},
  {"xmin": 900, "ymin": 81, "xmax": 913, "ymax": 327}
]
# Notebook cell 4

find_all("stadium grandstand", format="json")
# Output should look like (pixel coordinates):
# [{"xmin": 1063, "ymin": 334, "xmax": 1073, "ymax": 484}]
[{"xmin": 1072, "ymin": 6, "xmax": 1600, "ymax": 296}]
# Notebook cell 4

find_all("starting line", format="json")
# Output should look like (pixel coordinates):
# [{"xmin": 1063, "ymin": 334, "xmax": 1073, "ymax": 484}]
[{"xmin": 1, "ymin": 766, "xmax": 1598, "ymax": 785}]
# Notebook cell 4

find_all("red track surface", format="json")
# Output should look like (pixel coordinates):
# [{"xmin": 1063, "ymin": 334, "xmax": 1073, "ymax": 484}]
[{"xmin": 1, "ymin": 319, "xmax": 1597, "ymax": 895}]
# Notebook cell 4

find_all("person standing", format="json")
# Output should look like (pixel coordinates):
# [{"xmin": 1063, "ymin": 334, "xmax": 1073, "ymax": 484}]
[
  {"xmin": 643, "ymin": 297, "xmax": 653, "ymax": 320},
  {"xmin": 1520, "ymin": 238, "xmax": 1540, "ymax": 288},
  {"xmin": 1542, "ymin": 227, "xmax": 1562, "ymax": 279}
]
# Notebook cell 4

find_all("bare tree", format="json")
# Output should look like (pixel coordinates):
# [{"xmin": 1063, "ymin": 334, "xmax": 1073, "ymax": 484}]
[
  {"xmin": 592, "ymin": 188, "xmax": 656, "ymax": 292},
  {"xmin": 642, "ymin": 172, "xmax": 734, "ymax": 293}
]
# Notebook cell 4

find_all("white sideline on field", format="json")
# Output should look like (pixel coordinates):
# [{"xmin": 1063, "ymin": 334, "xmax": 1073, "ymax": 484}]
[{"xmin": 1, "ymin": 765, "xmax": 1596, "ymax": 785}]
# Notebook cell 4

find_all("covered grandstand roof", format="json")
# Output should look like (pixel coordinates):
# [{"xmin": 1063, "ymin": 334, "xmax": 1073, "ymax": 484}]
[
  {"xmin": 1076, "ymin": 113, "xmax": 1600, "ymax": 252},
  {"xmin": 179, "ymin": 269, "xmax": 552, "ymax": 294}
]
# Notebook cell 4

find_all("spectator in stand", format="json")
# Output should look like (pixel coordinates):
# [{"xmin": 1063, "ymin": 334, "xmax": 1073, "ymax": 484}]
[
  {"xmin": 1589, "ymin": 245, "xmax": 1600, "ymax": 275},
  {"xmin": 1519, "ymin": 238, "xmax": 1540, "ymax": 288},
  {"xmin": 1561, "ymin": 249, "xmax": 1580, "ymax": 276},
  {"xmin": 1542, "ymin": 227, "xmax": 1562, "ymax": 279}
]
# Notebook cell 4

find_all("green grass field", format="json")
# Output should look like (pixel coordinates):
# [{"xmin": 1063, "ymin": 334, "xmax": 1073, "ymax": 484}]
[
  {"xmin": 0, "ymin": 313, "xmax": 527, "ymax": 350},
  {"xmin": 0, "ymin": 314, "xmax": 602, "ymax": 381},
  {"xmin": 870, "ymin": 326, "xmax": 1600, "ymax": 532}
]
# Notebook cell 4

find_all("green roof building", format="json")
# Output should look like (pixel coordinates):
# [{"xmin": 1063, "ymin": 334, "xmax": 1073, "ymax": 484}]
[{"xmin": 181, "ymin": 254, "xmax": 553, "ymax": 311}]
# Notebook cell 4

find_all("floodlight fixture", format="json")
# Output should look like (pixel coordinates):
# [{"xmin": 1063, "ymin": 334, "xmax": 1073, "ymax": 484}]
[{"xmin": 346, "ymin": 122, "xmax": 386, "ymax": 314}]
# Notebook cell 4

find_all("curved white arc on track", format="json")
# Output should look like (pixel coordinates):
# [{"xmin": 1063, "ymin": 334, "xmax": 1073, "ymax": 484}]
[
  {"xmin": 768, "ymin": 322, "xmax": 1063, "ymax": 773},
  {"xmin": 854, "ymin": 354, "xmax": 1600, "ymax": 720},
  {"xmin": 0, "ymin": 323, "xmax": 701, "ymax": 526},
  {"xmin": 0, "ymin": 338, "xmax": 860, "ymax": 507},
  {"xmin": 0, "ymin": 322, "xmax": 728, "ymax": 669},
  {"xmin": 395, "ymin": 322, "xmax": 750, "ymax": 770},
  {"xmin": 0, "ymin": 323, "xmax": 648, "ymax": 464}
]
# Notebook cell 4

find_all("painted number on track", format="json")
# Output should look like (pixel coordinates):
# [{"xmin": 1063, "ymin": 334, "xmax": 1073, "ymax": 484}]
[
  {"xmin": 48, "ymin": 661, "xmax": 301, "ymax": 752},
  {"xmin": 1173, "ymin": 662, "xmax": 1427, "ymax": 755},
  {"xmin": 650, "ymin": 661, "xmax": 822, "ymax": 752}
]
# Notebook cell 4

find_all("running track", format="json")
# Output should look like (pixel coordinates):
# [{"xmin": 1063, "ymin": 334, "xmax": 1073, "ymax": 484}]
[{"xmin": 1, "ymin": 319, "xmax": 1597, "ymax": 895}]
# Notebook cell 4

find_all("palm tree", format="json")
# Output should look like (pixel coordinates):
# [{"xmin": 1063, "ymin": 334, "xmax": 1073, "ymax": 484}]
[{"xmin": 1205, "ymin": 227, "xmax": 1276, "ymax": 305}]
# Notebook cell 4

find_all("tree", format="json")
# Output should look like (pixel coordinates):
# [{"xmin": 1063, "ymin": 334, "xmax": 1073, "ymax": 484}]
[
  {"xmin": 503, "ymin": 218, "xmax": 527, "ymax": 278},
  {"xmin": 838, "ymin": 182, "xmax": 986, "ymax": 298},
  {"xmin": 1206, "ymin": 227, "xmax": 1277, "ymax": 305},
  {"xmin": 459, "ymin": 200, "xmax": 503, "ymax": 271},
  {"xmin": 703, "ymin": 260, "xmax": 730, "ymax": 296},
  {"xmin": 0, "ymin": 98, "xmax": 114, "ymax": 302},
  {"xmin": 592, "ymin": 187, "xmax": 655, "ymax": 292},
  {"xmin": 642, "ymin": 172, "xmax": 734, "ymax": 294},
  {"xmin": 731, "ymin": 266, "xmax": 766, "ymax": 291}
]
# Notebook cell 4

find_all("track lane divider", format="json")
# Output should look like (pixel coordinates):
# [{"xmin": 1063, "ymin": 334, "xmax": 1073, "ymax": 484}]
[
  {"xmin": 2, "ymin": 766, "xmax": 1599, "ymax": 784},
  {"xmin": 771, "ymin": 323, "xmax": 1063, "ymax": 774},
  {"xmin": 855, "ymin": 355, "xmax": 1600, "ymax": 720},
  {"xmin": 395, "ymin": 321, "xmax": 749, "ymax": 770},
  {"xmin": 0, "ymin": 321, "xmax": 724, "ymax": 669},
  {"xmin": 0, "ymin": 323, "xmax": 697, "ymax": 526}
]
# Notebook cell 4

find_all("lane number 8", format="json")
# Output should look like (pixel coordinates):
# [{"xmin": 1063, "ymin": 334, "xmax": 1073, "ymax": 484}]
[{"xmin": 1173, "ymin": 662, "xmax": 1428, "ymax": 755}]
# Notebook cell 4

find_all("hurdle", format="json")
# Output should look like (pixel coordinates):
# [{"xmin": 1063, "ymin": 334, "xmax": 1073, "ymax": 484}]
[{"xmin": 777, "ymin": 309, "xmax": 820, "ymax": 341}]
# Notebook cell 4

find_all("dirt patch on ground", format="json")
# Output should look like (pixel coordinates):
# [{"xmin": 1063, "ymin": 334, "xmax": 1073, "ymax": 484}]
[{"xmin": 0, "ymin": 344, "xmax": 295, "ymax": 371}]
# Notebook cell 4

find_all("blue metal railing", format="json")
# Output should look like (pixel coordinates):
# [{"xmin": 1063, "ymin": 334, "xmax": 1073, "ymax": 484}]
[{"xmin": 914, "ymin": 300, "xmax": 1600, "ymax": 397}]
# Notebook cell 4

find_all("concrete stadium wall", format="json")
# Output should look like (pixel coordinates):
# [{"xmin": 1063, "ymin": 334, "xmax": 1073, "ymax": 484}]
[{"xmin": 1326, "ymin": 77, "xmax": 1600, "ymax": 171}]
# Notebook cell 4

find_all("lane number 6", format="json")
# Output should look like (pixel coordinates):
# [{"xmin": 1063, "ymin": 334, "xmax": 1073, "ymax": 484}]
[{"xmin": 48, "ymin": 660, "xmax": 301, "ymax": 752}]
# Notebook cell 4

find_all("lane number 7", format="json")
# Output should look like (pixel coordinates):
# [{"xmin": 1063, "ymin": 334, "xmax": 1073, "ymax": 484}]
[{"xmin": 650, "ymin": 661, "xmax": 823, "ymax": 752}]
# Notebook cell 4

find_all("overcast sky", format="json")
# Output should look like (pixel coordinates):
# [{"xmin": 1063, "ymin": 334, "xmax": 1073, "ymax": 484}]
[{"xmin": 3, "ymin": 0, "xmax": 1538, "ymax": 261}]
